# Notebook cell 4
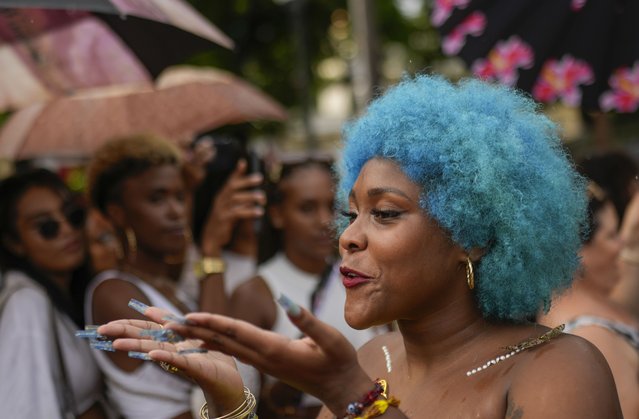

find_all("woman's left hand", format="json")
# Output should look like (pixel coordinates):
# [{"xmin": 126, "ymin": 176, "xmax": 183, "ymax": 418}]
[{"xmin": 97, "ymin": 306, "xmax": 245, "ymax": 414}]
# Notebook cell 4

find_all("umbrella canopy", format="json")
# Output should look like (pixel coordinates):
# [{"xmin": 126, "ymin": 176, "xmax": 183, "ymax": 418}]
[
  {"xmin": 0, "ymin": 0, "xmax": 233, "ymax": 111},
  {"xmin": 433, "ymin": 0, "xmax": 639, "ymax": 113},
  {"xmin": 0, "ymin": 66, "xmax": 287, "ymax": 159}
]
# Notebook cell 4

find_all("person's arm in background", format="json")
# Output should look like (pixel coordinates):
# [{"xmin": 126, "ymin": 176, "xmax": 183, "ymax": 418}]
[
  {"xmin": 611, "ymin": 193, "xmax": 639, "ymax": 318},
  {"xmin": 195, "ymin": 160, "xmax": 265, "ymax": 315}
]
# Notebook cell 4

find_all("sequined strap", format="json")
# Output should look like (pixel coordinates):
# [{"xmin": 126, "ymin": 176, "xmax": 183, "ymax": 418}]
[{"xmin": 504, "ymin": 324, "xmax": 565, "ymax": 352}]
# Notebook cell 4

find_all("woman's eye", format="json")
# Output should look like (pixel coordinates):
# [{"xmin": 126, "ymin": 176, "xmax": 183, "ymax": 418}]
[
  {"xmin": 340, "ymin": 210, "xmax": 357, "ymax": 224},
  {"xmin": 371, "ymin": 209, "xmax": 402, "ymax": 220}
]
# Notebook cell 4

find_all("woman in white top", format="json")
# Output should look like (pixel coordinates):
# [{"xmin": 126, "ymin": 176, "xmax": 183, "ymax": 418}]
[
  {"xmin": 84, "ymin": 134, "xmax": 264, "ymax": 419},
  {"xmin": 0, "ymin": 169, "xmax": 105, "ymax": 419}
]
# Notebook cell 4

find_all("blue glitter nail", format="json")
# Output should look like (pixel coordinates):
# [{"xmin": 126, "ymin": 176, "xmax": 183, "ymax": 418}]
[
  {"xmin": 276, "ymin": 293, "xmax": 302, "ymax": 317},
  {"xmin": 75, "ymin": 330, "xmax": 106, "ymax": 340},
  {"xmin": 90, "ymin": 341, "xmax": 115, "ymax": 352},
  {"xmin": 140, "ymin": 329, "xmax": 184, "ymax": 343},
  {"xmin": 128, "ymin": 351, "xmax": 153, "ymax": 361},
  {"xmin": 128, "ymin": 298, "xmax": 149, "ymax": 315}
]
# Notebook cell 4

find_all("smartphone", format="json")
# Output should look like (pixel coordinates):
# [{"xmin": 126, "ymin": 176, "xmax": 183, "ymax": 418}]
[{"xmin": 247, "ymin": 149, "xmax": 263, "ymax": 235}]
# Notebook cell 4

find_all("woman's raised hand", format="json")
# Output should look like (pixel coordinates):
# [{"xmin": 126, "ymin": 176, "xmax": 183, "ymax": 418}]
[
  {"xmin": 164, "ymin": 295, "xmax": 375, "ymax": 416},
  {"xmin": 199, "ymin": 159, "xmax": 265, "ymax": 256},
  {"xmin": 97, "ymin": 304, "xmax": 245, "ymax": 414}
]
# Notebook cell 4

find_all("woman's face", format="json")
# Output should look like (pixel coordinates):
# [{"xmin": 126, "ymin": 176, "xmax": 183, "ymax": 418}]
[
  {"xmin": 115, "ymin": 165, "xmax": 188, "ymax": 258},
  {"xmin": 580, "ymin": 202, "xmax": 622, "ymax": 295},
  {"xmin": 12, "ymin": 186, "xmax": 86, "ymax": 276},
  {"xmin": 339, "ymin": 158, "xmax": 465, "ymax": 329},
  {"xmin": 85, "ymin": 208, "xmax": 119, "ymax": 273},
  {"xmin": 272, "ymin": 165, "xmax": 336, "ymax": 265}
]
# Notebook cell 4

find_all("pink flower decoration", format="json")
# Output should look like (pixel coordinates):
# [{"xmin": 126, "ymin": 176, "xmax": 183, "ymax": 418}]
[
  {"xmin": 600, "ymin": 62, "xmax": 639, "ymax": 112},
  {"xmin": 431, "ymin": 0, "xmax": 471, "ymax": 27},
  {"xmin": 471, "ymin": 36, "xmax": 534, "ymax": 86},
  {"xmin": 442, "ymin": 12, "xmax": 486, "ymax": 55},
  {"xmin": 571, "ymin": 0, "xmax": 587, "ymax": 11},
  {"xmin": 532, "ymin": 55, "xmax": 594, "ymax": 106}
]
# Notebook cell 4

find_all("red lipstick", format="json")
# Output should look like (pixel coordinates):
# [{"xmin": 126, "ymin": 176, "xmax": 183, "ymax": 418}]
[{"xmin": 340, "ymin": 266, "xmax": 372, "ymax": 288}]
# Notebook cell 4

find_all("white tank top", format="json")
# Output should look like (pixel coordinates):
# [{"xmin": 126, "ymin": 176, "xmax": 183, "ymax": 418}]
[{"xmin": 258, "ymin": 253, "xmax": 319, "ymax": 340}]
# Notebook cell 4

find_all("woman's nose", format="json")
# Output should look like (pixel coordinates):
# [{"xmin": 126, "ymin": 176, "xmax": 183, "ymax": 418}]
[{"xmin": 339, "ymin": 218, "xmax": 366, "ymax": 254}]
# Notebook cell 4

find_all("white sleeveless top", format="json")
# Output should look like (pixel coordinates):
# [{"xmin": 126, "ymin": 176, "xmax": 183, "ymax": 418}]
[
  {"xmin": 0, "ymin": 270, "xmax": 102, "ymax": 418},
  {"xmin": 259, "ymin": 253, "xmax": 319, "ymax": 339},
  {"xmin": 85, "ymin": 270, "xmax": 195, "ymax": 419}
]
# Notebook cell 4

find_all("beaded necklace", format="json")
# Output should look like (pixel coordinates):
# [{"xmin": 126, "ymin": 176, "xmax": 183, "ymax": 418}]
[{"xmin": 465, "ymin": 324, "xmax": 565, "ymax": 376}]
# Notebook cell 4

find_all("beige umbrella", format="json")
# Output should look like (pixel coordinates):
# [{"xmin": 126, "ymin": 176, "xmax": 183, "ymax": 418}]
[{"xmin": 0, "ymin": 66, "xmax": 287, "ymax": 159}]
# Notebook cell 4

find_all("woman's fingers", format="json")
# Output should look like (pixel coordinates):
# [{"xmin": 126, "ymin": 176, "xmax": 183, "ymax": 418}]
[
  {"xmin": 167, "ymin": 319, "xmax": 269, "ymax": 366},
  {"xmin": 228, "ymin": 190, "xmax": 266, "ymax": 207},
  {"xmin": 112, "ymin": 338, "xmax": 178, "ymax": 353},
  {"xmin": 144, "ymin": 306, "xmax": 176, "ymax": 324},
  {"xmin": 98, "ymin": 319, "xmax": 161, "ymax": 338},
  {"xmin": 286, "ymin": 306, "xmax": 357, "ymax": 362}
]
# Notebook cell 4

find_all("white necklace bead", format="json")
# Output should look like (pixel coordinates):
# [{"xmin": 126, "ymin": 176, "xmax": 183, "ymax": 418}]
[{"xmin": 466, "ymin": 349, "xmax": 521, "ymax": 376}]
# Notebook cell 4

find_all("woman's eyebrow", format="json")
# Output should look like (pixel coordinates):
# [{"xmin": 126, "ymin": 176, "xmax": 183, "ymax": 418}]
[{"xmin": 367, "ymin": 187, "xmax": 412, "ymax": 201}]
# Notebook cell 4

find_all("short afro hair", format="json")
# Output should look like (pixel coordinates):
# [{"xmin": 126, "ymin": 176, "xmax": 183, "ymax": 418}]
[
  {"xmin": 337, "ymin": 75, "xmax": 587, "ymax": 322},
  {"xmin": 86, "ymin": 133, "xmax": 181, "ymax": 213}
]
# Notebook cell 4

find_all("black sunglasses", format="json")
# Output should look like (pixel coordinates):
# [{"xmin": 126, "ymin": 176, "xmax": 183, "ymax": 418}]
[{"xmin": 35, "ymin": 206, "xmax": 86, "ymax": 240}]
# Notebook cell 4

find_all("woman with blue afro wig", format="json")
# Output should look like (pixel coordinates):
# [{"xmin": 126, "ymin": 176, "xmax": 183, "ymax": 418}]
[
  {"xmin": 338, "ymin": 75, "xmax": 584, "ymax": 322},
  {"xmin": 97, "ymin": 75, "xmax": 623, "ymax": 419}
]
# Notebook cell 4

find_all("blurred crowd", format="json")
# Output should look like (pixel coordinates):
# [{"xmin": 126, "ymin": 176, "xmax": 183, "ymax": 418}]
[{"xmin": 0, "ymin": 131, "xmax": 387, "ymax": 419}]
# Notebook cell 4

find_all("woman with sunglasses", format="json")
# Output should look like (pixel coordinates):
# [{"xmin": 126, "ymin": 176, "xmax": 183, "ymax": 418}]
[
  {"xmin": 84, "ymin": 133, "xmax": 263, "ymax": 419},
  {"xmin": 0, "ymin": 168, "xmax": 106, "ymax": 419}
]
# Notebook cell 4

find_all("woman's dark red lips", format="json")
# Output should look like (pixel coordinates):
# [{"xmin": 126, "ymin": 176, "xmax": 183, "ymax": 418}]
[{"xmin": 339, "ymin": 266, "xmax": 372, "ymax": 278}]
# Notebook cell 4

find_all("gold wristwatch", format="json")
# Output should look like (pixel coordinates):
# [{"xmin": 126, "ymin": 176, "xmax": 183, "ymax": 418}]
[{"xmin": 195, "ymin": 257, "xmax": 225, "ymax": 278}]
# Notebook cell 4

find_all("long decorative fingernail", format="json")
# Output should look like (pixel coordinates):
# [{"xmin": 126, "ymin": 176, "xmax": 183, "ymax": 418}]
[
  {"xmin": 75, "ymin": 330, "xmax": 106, "ymax": 340},
  {"xmin": 178, "ymin": 348, "xmax": 208, "ymax": 355},
  {"xmin": 128, "ymin": 299, "xmax": 149, "ymax": 315},
  {"xmin": 162, "ymin": 314, "xmax": 190, "ymax": 325},
  {"xmin": 128, "ymin": 351, "xmax": 153, "ymax": 361},
  {"xmin": 276, "ymin": 293, "xmax": 301, "ymax": 317},
  {"xmin": 140, "ymin": 329, "xmax": 184, "ymax": 343},
  {"xmin": 90, "ymin": 341, "xmax": 115, "ymax": 352}
]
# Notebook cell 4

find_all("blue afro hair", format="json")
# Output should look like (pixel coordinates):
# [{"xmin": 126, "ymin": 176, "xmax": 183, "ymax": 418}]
[{"xmin": 337, "ymin": 75, "xmax": 587, "ymax": 322}]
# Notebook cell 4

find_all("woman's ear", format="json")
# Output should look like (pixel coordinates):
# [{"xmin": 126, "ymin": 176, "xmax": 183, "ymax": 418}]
[
  {"xmin": 105, "ymin": 203, "xmax": 126, "ymax": 229},
  {"xmin": 468, "ymin": 246, "xmax": 487, "ymax": 262}
]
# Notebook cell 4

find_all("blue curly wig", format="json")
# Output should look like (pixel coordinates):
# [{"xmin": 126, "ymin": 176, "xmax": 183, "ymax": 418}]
[{"xmin": 337, "ymin": 75, "xmax": 587, "ymax": 322}]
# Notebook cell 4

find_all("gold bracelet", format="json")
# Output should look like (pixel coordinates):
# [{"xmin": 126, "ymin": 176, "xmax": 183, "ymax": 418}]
[
  {"xmin": 620, "ymin": 248, "xmax": 639, "ymax": 266},
  {"xmin": 200, "ymin": 387, "xmax": 257, "ymax": 419}
]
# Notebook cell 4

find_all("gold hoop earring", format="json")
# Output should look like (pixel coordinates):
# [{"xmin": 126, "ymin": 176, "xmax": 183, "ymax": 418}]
[
  {"xmin": 125, "ymin": 227, "xmax": 137, "ymax": 260},
  {"xmin": 466, "ymin": 257, "xmax": 475, "ymax": 290}
]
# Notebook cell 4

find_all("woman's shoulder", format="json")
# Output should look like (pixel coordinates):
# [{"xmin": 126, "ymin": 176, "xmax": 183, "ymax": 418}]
[
  {"xmin": 508, "ymin": 331, "xmax": 622, "ymax": 417},
  {"xmin": 1, "ymin": 272, "xmax": 49, "ymax": 314}
]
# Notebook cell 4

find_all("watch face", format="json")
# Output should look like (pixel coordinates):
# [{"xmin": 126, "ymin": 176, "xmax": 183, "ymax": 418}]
[{"xmin": 198, "ymin": 257, "xmax": 225, "ymax": 276}]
